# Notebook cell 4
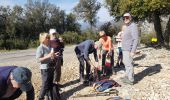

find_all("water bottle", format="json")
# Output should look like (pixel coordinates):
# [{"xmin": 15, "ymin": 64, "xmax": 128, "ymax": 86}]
[{"xmin": 51, "ymin": 48, "xmax": 54, "ymax": 59}]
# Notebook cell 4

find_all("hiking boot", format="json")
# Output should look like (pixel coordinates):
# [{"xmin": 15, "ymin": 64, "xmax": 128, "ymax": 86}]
[
  {"xmin": 114, "ymin": 63, "xmax": 120, "ymax": 68},
  {"xmin": 120, "ymin": 77, "xmax": 134, "ymax": 85},
  {"xmin": 120, "ymin": 62, "xmax": 125, "ymax": 68}
]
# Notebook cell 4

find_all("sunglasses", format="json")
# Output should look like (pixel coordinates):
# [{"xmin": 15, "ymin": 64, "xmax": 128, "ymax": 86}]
[{"xmin": 123, "ymin": 16, "xmax": 130, "ymax": 20}]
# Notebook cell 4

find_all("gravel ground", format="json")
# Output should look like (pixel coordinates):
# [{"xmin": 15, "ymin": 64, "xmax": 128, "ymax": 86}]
[{"xmin": 0, "ymin": 45, "xmax": 170, "ymax": 100}]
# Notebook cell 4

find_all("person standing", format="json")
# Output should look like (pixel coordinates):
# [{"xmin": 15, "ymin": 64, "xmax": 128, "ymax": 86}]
[
  {"xmin": 75, "ymin": 40, "xmax": 99, "ymax": 83},
  {"xmin": 98, "ymin": 31, "xmax": 115, "ymax": 76},
  {"xmin": 115, "ymin": 25, "xmax": 126, "ymax": 68},
  {"xmin": 0, "ymin": 66, "xmax": 34, "ymax": 100},
  {"xmin": 36, "ymin": 32, "xmax": 58, "ymax": 100},
  {"xmin": 120, "ymin": 13, "xmax": 139, "ymax": 85},
  {"xmin": 49, "ymin": 29, "xmax": 64, "ymax": 86}
]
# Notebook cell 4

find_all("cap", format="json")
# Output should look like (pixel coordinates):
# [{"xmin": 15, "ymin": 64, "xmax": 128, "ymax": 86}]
[
  {"xmin": 123, "ymin": 13, "xmax": 131, "ymax": 17},
  {"xmin": 49, "ymin": 29, "xmax": 57, "ymax": 35},
  {"xmin": 12, "ymin": 67, "xmax": 32, "ymax": 91}
]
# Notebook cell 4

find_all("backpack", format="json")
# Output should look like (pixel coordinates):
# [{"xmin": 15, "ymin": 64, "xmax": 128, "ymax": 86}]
[{"xmin": 93, "ymin": 79, "xmax": 121, "ymax": 92}]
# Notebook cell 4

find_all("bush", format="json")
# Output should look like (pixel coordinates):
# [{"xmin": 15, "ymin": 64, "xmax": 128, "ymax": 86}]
[
  {"xmin": 0, "ymin": 39, "xmax": 29, "ymax": 50},
  {"xmin": 141, "ymin": 32, "xmax": 156, "ymax": 46},
  {"xmin": 29, "ymin": 40, "xmax": 40, "ymax": 48}
]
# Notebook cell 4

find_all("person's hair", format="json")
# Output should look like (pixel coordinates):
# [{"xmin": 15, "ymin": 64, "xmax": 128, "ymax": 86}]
[
  {"xmin": 39, "ymin": 32, "xmax": 49, "ymax": 43},
  {"xmin": 99, "ymin": 31, "xmax": 106, "ymax": 37}
]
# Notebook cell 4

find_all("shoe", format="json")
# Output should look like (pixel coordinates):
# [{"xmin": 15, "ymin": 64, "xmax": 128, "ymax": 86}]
[
  {"xmin": 114, "ymin": 63, "xmax": 120, "ymax": 68},
  {"xmin": 120, "ymin": 62, "xmax": 125, "ymax": 68},
  {"xmin": 120, "ymin": 77, "xmax": 134, "ymax": 85}
]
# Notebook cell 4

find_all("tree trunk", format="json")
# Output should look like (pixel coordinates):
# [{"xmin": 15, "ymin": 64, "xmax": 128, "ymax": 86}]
[
  {"xmin": 164, "ymin": 16, "xmax": 170, "ymax": 48},
  {"xmin": 152, "ymin": 11, "xmax": 165, "ymax": 46}
]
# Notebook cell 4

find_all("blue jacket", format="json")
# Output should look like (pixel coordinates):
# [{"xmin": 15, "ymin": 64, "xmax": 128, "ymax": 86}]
[
  {"xmin": 76, "ymin": 40, "xmax": 98, "ymax": 62},
  {"xmin": 0, "ymin": 66, "xmax": 34, "ymax": 100}
]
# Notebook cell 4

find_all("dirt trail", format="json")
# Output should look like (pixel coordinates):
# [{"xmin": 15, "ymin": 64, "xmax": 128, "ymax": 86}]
[{"xmin": 0, "ymin": 45, "xmax": 170, "ymax": 100}]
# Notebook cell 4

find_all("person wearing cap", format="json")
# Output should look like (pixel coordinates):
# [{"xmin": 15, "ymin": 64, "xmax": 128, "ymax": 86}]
[
  {"xmin": 0, "ymin": 66, "xmax": 34, "ymax": 100},
  {"xmin": 75, "ymin": 40, "xmax": 99, "ymax": 83},
  {"xmin": 98, "ymin": 31, "xmax": 115, "ymax": 76},
  {"xmin": 49, "ymin": 29, "xmax": 64, "ymax": 85},
  {"xmin": 120, "ymin": 13, "xmax": 139, "ymax": 85}
]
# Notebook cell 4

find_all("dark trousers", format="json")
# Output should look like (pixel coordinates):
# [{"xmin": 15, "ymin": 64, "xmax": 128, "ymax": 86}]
[
  {"xmin": 75, "ymin": 47, "xmax": 91, "ymax": 80},
  {"xmin": 39, "ymin": 68, "xmax": 54, "ymax": 100},
  {"xmin": 102, "ymin": 50, "xmax": 114, "ymax": 75},
  {"xmin": 54, "ymin": 57, "xmax": 62, "ymax": 83}
]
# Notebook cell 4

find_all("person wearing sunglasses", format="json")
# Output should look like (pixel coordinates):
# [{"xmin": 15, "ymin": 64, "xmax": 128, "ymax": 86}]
[
  {"xmin": 120, "ymin": 13, "xmax": 139, "ymax": 85},
  {"xmin": 0, "ymin": 66, "xmax": 34, "ymax": 100}
]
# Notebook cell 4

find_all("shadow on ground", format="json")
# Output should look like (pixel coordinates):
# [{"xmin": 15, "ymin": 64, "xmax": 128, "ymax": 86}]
[
  {"xmin": 134, "ymin": 54, "xmax": 146, "ymax": 61},
  {"xmin": 61, "ymin": 79, "xmax": 86, "ymax": 100},
  {"xmin": 134, "ymin": 64, "xmax": 162, "ymax": 84},
  {"xmin": 62, "ymin": 79, "xmax": 80, "ymax": 88}
]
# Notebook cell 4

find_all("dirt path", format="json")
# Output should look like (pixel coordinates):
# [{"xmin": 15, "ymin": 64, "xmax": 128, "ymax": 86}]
[{"xmin": 0, "ymin": 45, "xmax": 170, "ymax": 100}]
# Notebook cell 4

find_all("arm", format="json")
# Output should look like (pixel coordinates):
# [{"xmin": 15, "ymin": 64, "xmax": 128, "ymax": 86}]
[
  {"xmin": 131, "ymin": 24, "xmax": 139, "ymax": 53},
  {"xmin": 26, "ymin": 86, "xmax": 35, "ymax": 100},
  {"xmin": 130, "ymin": 24, "xmax": 139, "ymax": 57},
  {"xmin": 36, "ymin": 46, "xmax": 52, "ymax": 62},
  {"xmin": 83, "ymin": 42, "xmax": 91, "ymax": 61}
]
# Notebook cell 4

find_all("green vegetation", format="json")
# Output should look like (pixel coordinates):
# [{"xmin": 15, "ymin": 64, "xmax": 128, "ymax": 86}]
[{"xmin": 105, "ymin": 0, "xmax": 170, "ymax": 47}]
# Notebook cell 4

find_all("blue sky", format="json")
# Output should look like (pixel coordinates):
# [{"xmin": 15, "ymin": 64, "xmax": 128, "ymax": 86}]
[{"xmin": 0, "ymin": 0, "xmax": 113, "ymax": 22}]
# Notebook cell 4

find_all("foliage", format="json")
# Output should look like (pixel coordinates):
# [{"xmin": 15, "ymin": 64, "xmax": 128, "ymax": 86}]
[
  {"xmin": 140, "ymin": 32, "xmax": 156, "ymax": 46},
  {"xmin": 60, "ymin": 30, "xmax": 98, "ymax": 45},
  {"xmin": 0, "ymin": 0, "xmax": 81, "ymax": 50},
  {"xmin": 74, "ymin": 0, "xmax": 101, "ymax": 30},
  {"xmin": 104, "ymin": 0, "xmax": 170, "ymax": 47},
  {"xmin": 99, "ymin": 22, "xmax": 116, "ymax": 37}
]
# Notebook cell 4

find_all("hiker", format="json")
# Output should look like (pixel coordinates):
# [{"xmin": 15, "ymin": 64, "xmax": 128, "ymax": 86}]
[
  {"xmin": 49, "ymin": 29, "xmax": 64, "ymax": 86},
  {"xmin": 115, "ymin": 25, "xmax": 126, "ymax": 68},
  {"xmin": 120, "ymin": 13, "xmax": 139, "ymax": 85},
  {"xmin": 0, "ymin": 66, "xmax": 34, "ymax": 100},
  {"xmin": 98, "ymin": 31, "xmax": 115, "ymax": 76},
  {"xmin": 75, "ymin": 40, "xmax": 99, "ymax": 83},
  {"xmin": 36, "ymin": 32, "xmax": 60, "ymax": 100}
]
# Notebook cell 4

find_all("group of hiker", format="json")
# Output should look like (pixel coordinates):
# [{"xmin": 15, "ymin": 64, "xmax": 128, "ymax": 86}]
[{"xmin": 0, "ymin": 12, "xmax": 139, "ymax": 100}]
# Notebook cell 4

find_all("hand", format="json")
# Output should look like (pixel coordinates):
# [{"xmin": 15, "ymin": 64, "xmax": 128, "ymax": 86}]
[
  {"xmin": 54, "ymin": 52, "xmax": 60, "ymax": 57},
  {"xmin": 130, "ymin": 52, "xmax": 135, "ymax": 58}
]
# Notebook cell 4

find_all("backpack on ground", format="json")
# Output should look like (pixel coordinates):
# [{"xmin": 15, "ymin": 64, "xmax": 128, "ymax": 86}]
[{"xmin": 93, "ymin": 79, "xmax": 121, "ymax": 92}]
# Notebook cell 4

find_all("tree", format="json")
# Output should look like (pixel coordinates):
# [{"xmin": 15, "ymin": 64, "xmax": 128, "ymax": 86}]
[
  {"xmin": 74, "ymin": 0, "xmax": 101, "ymax": 30},
  {"xmin": 65, "ymin": 13, "xmax": 81, "ymax": 33},
  {"xmin": 105, "ymin": 0, "xmax": 170, "ymax": 47},
  {"xmin": 99, "ymin": 22, "xmax": 115, "ymax": 37}
]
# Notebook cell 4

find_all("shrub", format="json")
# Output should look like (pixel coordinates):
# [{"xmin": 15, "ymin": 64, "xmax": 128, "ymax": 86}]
[{"xmin": 141, "ymin": 32, "xmax": 156, "ymax": 46}]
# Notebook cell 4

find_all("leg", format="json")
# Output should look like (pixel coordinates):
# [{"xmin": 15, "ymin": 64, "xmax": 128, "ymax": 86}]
[
  {"xmin": 123, "ymin": 51, "xmax": 134, "ymax": 82},
  {"xmin": 55, "ymin": 58, "xmax": 62, "ymax": 83},
  {"xmin": 85, "ymin": 59, "xmax": 91, "ymax": 80},
  {"xmin": 75, "ymin": 47, "xmax": 85, "ymax": 81},
  {"xmin": 102, "ymin": 50, "xmax": 108, "ymax": 75},
  {"xmin": 39, "ymin": 69, "xmax": 49, "ymax": 100},
  {"xmin": 78, "ymin": 57, "xmax": 85, "ymax": 81}
]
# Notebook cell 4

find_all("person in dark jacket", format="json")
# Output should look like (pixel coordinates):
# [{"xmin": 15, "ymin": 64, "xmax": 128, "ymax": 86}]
[
  {"xmin": 75, "ymin": 40, "xmax": 99, "ymax": 83},
  {"xmin": 0, "ymin": 66, "xmax": 34, "ymax": 100}
]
